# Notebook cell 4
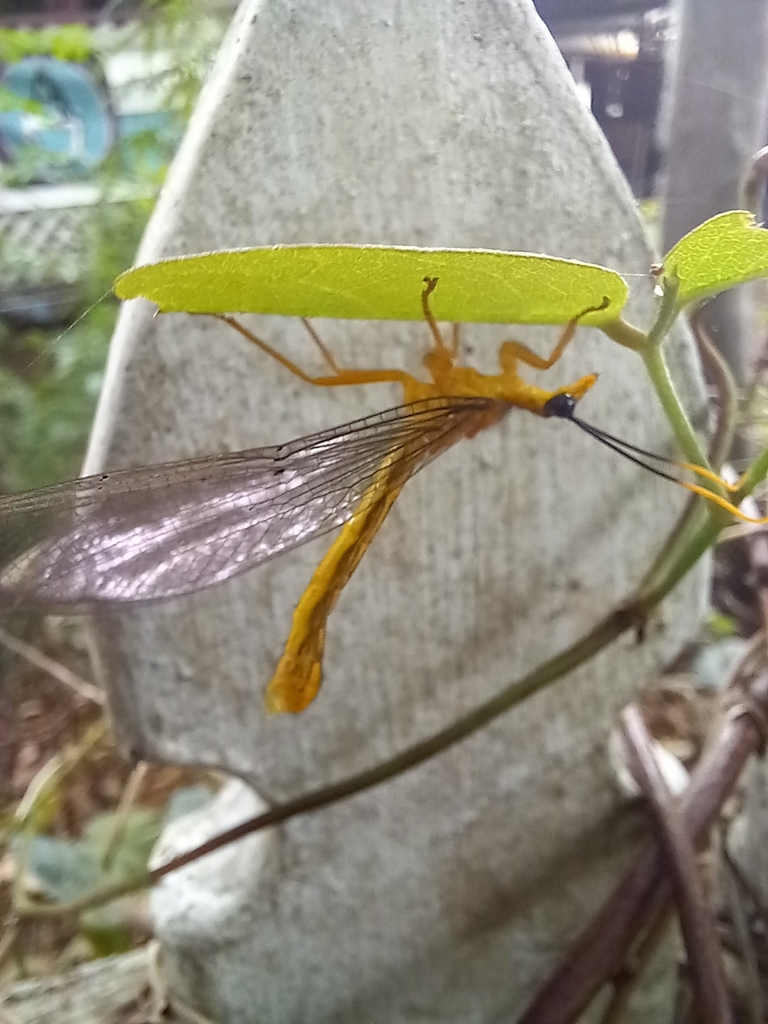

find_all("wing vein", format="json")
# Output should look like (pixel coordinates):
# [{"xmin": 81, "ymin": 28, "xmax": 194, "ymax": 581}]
[{"xmin": 0, "ymin": 398, "xmax": 497, "ymax": 609}]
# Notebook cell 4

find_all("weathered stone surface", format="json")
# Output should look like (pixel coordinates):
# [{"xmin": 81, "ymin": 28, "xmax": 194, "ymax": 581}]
[
  {"xmin": 86, "ymin": 0, "xmax": 707, "ymax": 1019},
  {"xmin": 0, "ymin": 948, "xmax": 152, "ymax": 1024}
]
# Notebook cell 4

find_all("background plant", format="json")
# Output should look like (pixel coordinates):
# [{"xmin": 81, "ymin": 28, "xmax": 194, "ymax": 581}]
[{"xmin": 0, "ymin": 3, "xmax": 226, "ymax": 494}]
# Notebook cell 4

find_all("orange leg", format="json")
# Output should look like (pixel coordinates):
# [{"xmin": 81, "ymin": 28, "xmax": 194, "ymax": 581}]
[
  {"xmin": 215, "ymin": 314, "xmax": 419, "ymax": 391},
  {"xmin": 301, "ymin": 317, "xmax": 341, "ymax": 373},
  {"xmin": 499, "ymin": 318, "xmax": 580, "ymax": 373},
  {"xmin": 421, "ymin": 277, "xmax": 452, "ymax": 354},
  {"xmin": 450, "ymin": 323, "xmax": 461, "ymax": 359},
  {"xmin": 219, "ymin": 279, "xmax": 461, "ymax": 393},
  {"xmin": 498, "ymin": 297, "xmax": 610, "ymax": 374}
]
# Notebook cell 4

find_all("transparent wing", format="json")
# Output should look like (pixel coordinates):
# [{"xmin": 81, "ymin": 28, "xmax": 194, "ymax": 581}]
[{"xmin": 0, "ymin": 397, "xmax": 491, "ymax": 610}]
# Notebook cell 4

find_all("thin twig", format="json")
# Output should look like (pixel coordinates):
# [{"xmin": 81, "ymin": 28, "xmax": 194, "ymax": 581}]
[
  {"xmin": 15, "ymin": 601, "xmax": 639, "ymax": 918},
  {"xmin": 638, "ymin": 308, "xmax": 737, "ymax": 596},
  {"xmin": 12, "ymin": 491, "xmax": 730, "ymax": 920},
  {"xmin": 100, "ymin": 761, "xmax": 150, "ymax": 871},
  {"xmin": 0, "ymin": 625, "xmax": 104, "ymax": 706},
  {"xmin": 597, "ymin": 905, "xmax": 674, "ymax": 1024},
  {"xmin": 722, "ymin": 845, "xmax": 764, "ymax": 1024},
  {"xmin": 0, "ymin": 915, "xmax": 18, "ymax": 973},
  {"xmin": 620, "ymin": 706, "xmax": 731, "ymax": 1024},
  {"xmin": 692, "ymin": 306, "xmax": 739, "ymax": 471},
  {"xmin": 518, "ymin": 670, "xmax": 768, "ymax": 1024},
  {"xmin": 724, "ymin": 846, "xmax": 768, "ymax": 936},
  {"xmin": 740, "ymin": 145, "xmax": 768, "ymax": 217}
]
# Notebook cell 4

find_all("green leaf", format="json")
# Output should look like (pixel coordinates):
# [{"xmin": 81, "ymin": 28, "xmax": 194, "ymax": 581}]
[
  {"xmin": 0, "ymin": 26, "xmax": 94, "ymax": 63},
  {"xmin": 23, "ymin": 835, "xmax": 100, "ymax": 903},
  {"xmin": 0, "ymin": 86, "xmax": 44, "ymax": 115},
  {"xmin": 19, "ymin": 809, "xmax": 161, "ymax": 906},
  {"xmin": 115, "ymin": 245, "xmax": 627, "ymax": 325},
  {"xmin": 84, "ymin": 808, "xmax": 162, "ymax": 877},
  {"xmin": 80, "ymin": 915, "xmax": 134, "ymax": 957},
  {"xmin": 664, "ymin": 211, "xmax": 768, "ymax": 306},
  {"xmin": 707, "ymin": 610, "xmax": 737, "ymax": 638}
]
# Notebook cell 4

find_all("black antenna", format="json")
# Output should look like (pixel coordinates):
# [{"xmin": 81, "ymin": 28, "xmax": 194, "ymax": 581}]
[
  {"xmin": 570, "ymin": 418, "xmax": 682, "ymax": 484},
  {"xmin": 542, "ymin": 391, "xmax": 684, "ymax": 485}
]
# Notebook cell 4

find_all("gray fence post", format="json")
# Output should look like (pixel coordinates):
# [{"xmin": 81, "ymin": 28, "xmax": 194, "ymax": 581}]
[{"xmin": 86, "ymin": 1, "xmax": 706, "ymax": 1019}]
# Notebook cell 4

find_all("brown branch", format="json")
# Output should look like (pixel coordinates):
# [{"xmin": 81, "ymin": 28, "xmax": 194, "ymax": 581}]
[
  {"xmin": 722, "ymin": 847, "xmax": 764, "ymax": 1024},
  {"xmin": 597, "ymin": 905, "xmax": 674, "ymax": 1024},
  {"xmin": 690, "ymin": 307, "xmax": 739, "ymax": 472},
  {"xmin": 748, "ymin": 529, "xmax": 768, "ymax": 660},
  {"xmin": 518, "ymin": 669, "xmax": 768, "ymax": 1024},
  {"xmin": 517, "ymin": 284, "xmax": 762, "ymax": 1024},
  {"xmin": 620, "ymin": 706, "xmax": 731, "ymax": 1024},
  {"xmin": 724, "ymin": 845, "xmax": 768, "ymax": 937}
]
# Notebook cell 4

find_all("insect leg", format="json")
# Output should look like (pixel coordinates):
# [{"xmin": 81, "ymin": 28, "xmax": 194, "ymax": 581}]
[
  {"xmin": 216, "ymin": 314, "xmax": 419, "ymax": 392},
  {"xmin": 421, "ymin": 277, "xmax": 452, "ymax": 353},
  {"xmin": 498, "ymin": 317, "xmax": 580, "ymax": 374},
  {"xmin": 216, "ymin": 314, "xmax": 319, "ymax": 384},
  {"xmin": 498, "ymin": 298, "xmax": 610, "ymax": 373},
  {"xmin": 451, "ymin": 323, "xmax": 461, "ymax": 359},
  {"xmin": 301, "ymin": 318, "xmax": 341, "ymax": 374}
]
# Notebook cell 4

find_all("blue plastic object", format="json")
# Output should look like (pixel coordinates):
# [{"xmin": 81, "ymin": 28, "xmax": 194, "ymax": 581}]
[{"xmin": 0, "ymin": 56, "xmax": 114, "ymax": 180}]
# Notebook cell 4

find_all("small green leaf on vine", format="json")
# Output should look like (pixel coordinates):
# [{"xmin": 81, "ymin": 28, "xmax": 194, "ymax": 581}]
[{"xmin": 664, "ymin": 211, "xmax": 768, "ymax": 306}]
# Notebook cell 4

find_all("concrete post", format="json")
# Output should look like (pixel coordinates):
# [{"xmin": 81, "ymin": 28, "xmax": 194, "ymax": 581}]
[{"xmin": 87, "ymin": 1, "xmax": 706, "ymax": 1019}]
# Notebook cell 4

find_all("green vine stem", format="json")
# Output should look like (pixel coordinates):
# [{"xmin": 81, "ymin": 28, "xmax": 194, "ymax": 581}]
[
  {"xmin": 640, "ymin": 342, "xmax": 714, "ymax": 474},
  {"xmin": 9, "ymin": 593, "xmax": 651, "ymax": 918},
  {"xmin": 646, "ymin": 274, "xmax": 681, "ymax": 349},
  {"xmin": 600, "ymin": 276, "xmax": 722, "ymax": 497},
  {"xmin": 638, "ymin": 287, "xmax": 768, "ymax": 513},
  {"xmin": 15, "ymin": 495, "xmax": 723, "ymax": 920},
  {"xmin": 13, "ymin": 274, "xmax": 760, "ymax": 922},
  {"xmin": 638, "ymin": 317, "xmax": 738, "ymax": 596},
  {"xmin": 599, "ymin": 316, "xmax": 647, "ymax": 352},
  {"xmin": 736, "ymin": 446, "xmax": 768, "ymax": 505}
]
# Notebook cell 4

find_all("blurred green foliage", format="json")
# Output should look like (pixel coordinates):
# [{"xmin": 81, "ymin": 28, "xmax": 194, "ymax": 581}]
[
  {"xmin": 24, "ymin": 807, "xmax": 162, "ymax": 955},
  {"xmin": 0, "ymin": 86, "xmax": 43, "ymax": 115},
  {"xmin": 0, "ymin": 148, "xmax": 73, "ymax": 189},
  {"xmin": 0, "ymin": 2, "xmax": 227, "ymax": 494},
  {"xmin": 0, "ymin": 26, "xmax": 95, "ymax": 64},
  {"xmin": 0, "ymin": 197, "xmax": 150, "ymax": 492},
  {"xmin": 18, "ymin": 783, "xmax": 213, "ymax": 957},
  {"xmin": 109, "ymin": 0, "xmax": 225, "ymax": 122}
]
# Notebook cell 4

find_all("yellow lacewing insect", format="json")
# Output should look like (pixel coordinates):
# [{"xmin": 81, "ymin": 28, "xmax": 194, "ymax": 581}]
[{"xmin": 0, "ymin": 278, "xmax": 756, "ymax": 713}]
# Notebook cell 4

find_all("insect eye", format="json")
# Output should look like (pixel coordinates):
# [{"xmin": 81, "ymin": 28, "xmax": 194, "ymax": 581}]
[{"xmin": 542, "ymin": 392, "xmax": 576, "ymax": 419}]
